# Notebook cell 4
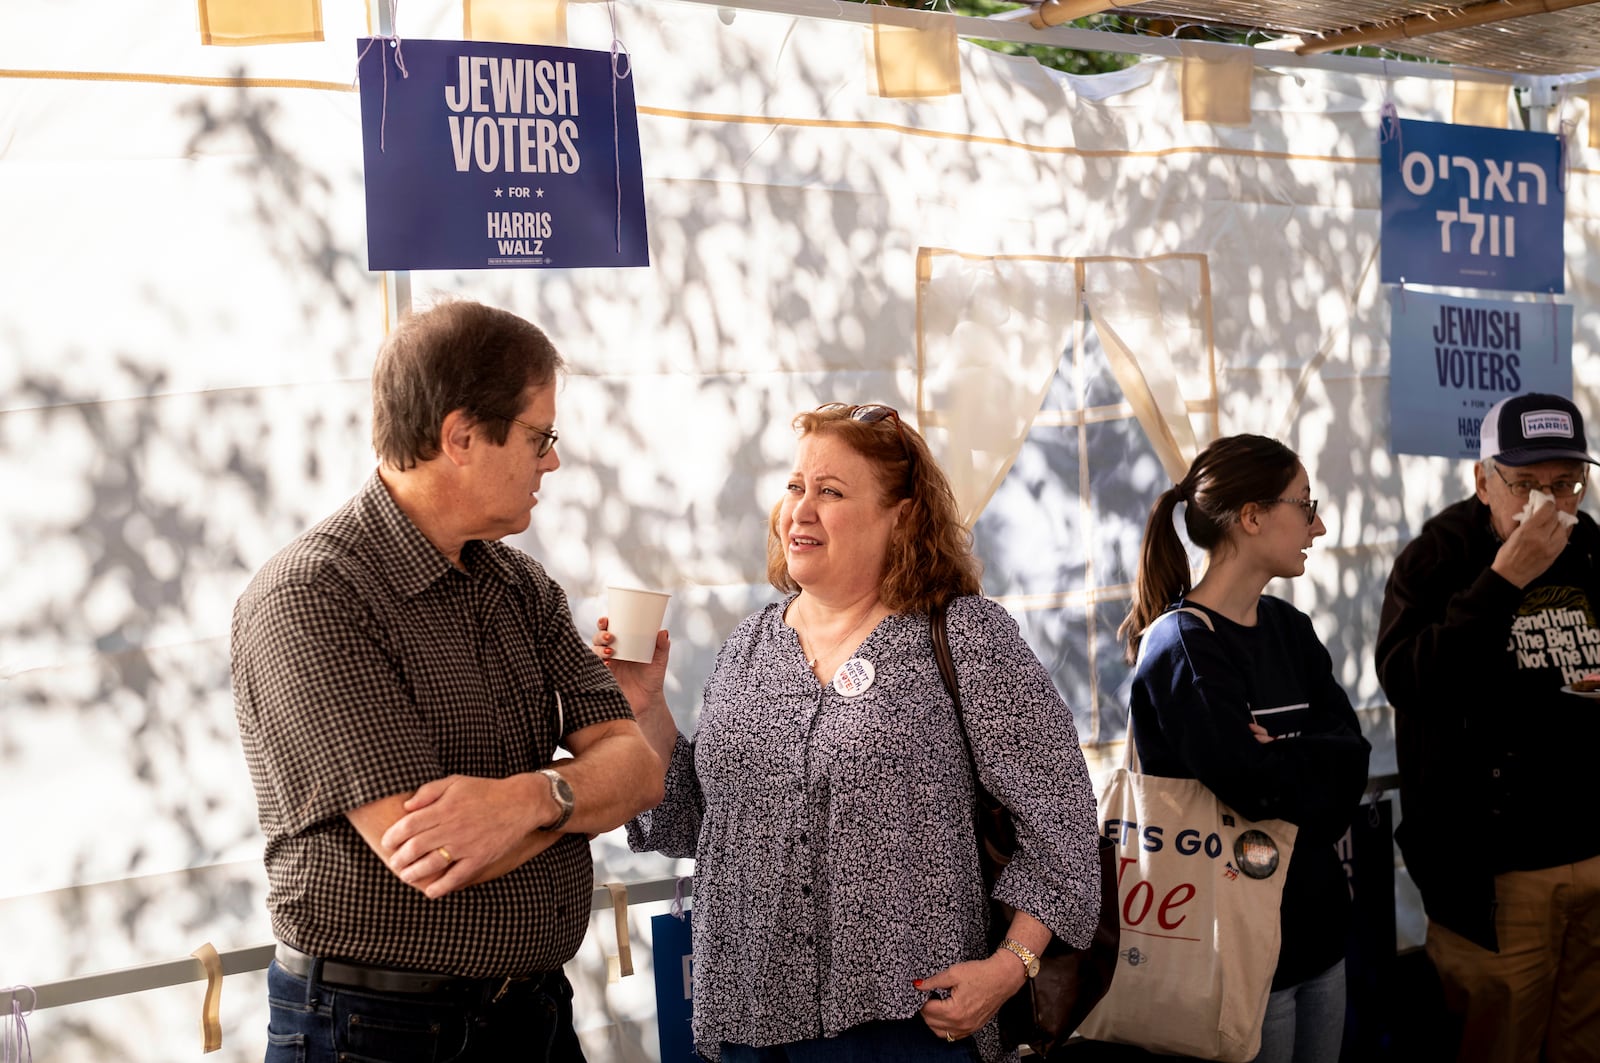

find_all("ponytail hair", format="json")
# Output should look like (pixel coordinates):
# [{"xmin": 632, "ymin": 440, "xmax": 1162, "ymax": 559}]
[
  {"xmin": 1118, "ymin": 486, "xmax": 1192, "ymax": 663},
  {"xmin": 1117, "ymin": 434, "xmax": 1300, "ymax": 662}
]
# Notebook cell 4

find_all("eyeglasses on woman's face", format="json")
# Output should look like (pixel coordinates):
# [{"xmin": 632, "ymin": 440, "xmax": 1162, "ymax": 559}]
[
  {"xmin": 495, "ymin": 413, "xmax": 559, "ymax": 458},
  {"xmin": 1258, "ymin": 497, "xmax": 1319, "ymax": 525},
  {"xmin": 1491, "ymin": 464, "xmax": 1587, "ymax": 500}
]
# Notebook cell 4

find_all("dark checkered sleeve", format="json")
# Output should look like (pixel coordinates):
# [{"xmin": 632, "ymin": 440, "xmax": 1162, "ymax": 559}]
[{"xmin": 232, "ymin": 572, "xmax": 441, "ymax": 837}]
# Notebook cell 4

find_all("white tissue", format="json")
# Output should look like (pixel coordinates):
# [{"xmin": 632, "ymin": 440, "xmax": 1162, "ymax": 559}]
[{"xmin": 1513, "ymin": 489, "xmax": 1579, "ymax": 527}]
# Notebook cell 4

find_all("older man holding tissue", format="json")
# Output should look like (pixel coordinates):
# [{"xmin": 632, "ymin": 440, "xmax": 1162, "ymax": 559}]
[{"xmin": 1377, "ymin": 392, "xmax": 1600, "ymax": 1063}]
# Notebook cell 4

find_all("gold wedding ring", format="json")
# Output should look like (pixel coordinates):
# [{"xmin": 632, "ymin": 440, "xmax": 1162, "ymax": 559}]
[
  {"xmin": 437, "ymin": 847, "xmax": 453, "ymax": 864},
  {"xmin": 945, "ymin": 1033, "xmax": 956, "ymax": 1043}
]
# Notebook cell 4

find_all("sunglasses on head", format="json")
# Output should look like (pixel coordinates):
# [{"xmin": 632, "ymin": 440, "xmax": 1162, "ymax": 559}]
[
  {"xmin": 815, "ymin": 402, "xmax": 901, "ymax": 425},
  {"xmin": 814, "ymin": 402, "xmax": 916, "ymax": 478}
]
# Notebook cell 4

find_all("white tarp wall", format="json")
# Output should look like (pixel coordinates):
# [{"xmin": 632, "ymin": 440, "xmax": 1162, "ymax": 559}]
[{"xmin": 5, "ymin": 0, "xmax": 1600, "ymax": 1057}]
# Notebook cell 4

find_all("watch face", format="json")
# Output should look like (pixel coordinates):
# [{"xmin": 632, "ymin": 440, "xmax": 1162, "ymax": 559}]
[
  {"xmin": 539, "ymin": 770, "xmax": 575, "ymax": 831},
  {"xmin": 544, "ymin": 769, "xmax": 574, "ymax": 805}
]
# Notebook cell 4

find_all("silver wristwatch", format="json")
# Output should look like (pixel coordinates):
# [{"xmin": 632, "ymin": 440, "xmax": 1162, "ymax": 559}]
[{"xmin": 537, "ymin": 768, "xmax": 575, "ymax": 831}]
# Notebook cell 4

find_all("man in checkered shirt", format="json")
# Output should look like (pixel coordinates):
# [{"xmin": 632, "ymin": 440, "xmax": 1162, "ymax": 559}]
[{"xmin": 231, "ymin": 300, "xmax": 663, "ymax": 1062}]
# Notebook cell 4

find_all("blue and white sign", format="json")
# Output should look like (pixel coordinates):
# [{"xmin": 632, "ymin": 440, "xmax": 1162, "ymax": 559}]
[
  {"xmin": 357, "ymin": 38, "xmax": 649, "ymax": 270},
  {"xmin": 1380, "ymin": 118, "xmax": 1564, "ymax": 292},
  {"xmin": 1389, "ymin": 289, "xmax": 1572, "ymax": 459},
  {"xmin": 651, "ymin": 911, "xmax": 696, "ymax": 1063}
]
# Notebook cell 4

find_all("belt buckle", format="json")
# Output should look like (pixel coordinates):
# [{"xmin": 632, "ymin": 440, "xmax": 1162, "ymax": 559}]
[{"xmin": 491, "ymin": 975, "xmax": 531, "ymax": 1003}]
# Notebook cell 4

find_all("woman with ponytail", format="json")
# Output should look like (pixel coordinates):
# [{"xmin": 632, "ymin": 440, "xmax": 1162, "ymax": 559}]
[{"xmin": 1117, "ymin": 435, "xmax": 1370, "ymax": 1063}]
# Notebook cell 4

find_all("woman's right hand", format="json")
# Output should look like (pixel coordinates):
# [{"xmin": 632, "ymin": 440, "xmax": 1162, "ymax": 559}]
[
  {"xmin": 593, "ymin": 617, "xmax": 670, "ymax": 717},
  {"xmin": 595, "ymin": 619, "xmax": 680, "ymax": 767}
]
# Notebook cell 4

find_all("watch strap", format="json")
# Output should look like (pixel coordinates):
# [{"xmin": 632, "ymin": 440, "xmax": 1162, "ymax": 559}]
[
  {"xmin": 537, "ymin": 768, "xmax": 575, "ymax": 831},
  {"xmin": 1000, "ymin": 937, "xmax": 1040, "ymax": 978}
]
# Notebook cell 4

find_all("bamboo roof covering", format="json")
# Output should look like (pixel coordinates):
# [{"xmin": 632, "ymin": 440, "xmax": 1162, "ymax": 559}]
[{"xmin": 1094, "ymin": 0, "xmax": 1600, "ymax": 75}]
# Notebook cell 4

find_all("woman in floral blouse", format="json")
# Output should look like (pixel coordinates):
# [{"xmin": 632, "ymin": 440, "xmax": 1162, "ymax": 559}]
[{"xmin": 596, "ymin": 403, "xmax": 1100, "ymax": 1062}]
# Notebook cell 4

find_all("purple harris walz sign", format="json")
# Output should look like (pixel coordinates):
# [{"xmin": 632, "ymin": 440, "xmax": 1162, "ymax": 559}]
[{"xmin": 358, "ymin": 37, "xmax": 649, "ymax": 270}]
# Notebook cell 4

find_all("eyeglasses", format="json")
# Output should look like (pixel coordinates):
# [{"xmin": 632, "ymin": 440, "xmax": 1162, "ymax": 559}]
[
  {"xmin": 495, "ymin": 414, "xmax": 559, "ymax": 458},
  {"xmin": 1491, "ymin": 464, "xmax": 1587, "ymax": 500},
  {"xmin": 1258, "ymin": 498, "xmax": 1319, "ymax": 525}
]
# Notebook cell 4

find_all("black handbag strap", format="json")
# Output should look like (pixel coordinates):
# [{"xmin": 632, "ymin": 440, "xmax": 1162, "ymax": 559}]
[
  {"xmin": 930, "ymin": 599, "xmax": 977, "ymax": 770},
  {"xmin": 932, "ymin": 600, "xmax": 1123, "ymax": 1057},
  {"xmin": 932, "ymin": 600, "xmax": 1008, "ymax": 842}
]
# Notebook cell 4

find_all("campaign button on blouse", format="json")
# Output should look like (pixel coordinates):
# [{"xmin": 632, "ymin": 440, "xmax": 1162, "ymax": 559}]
[{"xmin": 832, "ymin": 657, "xmax": 875, "ymax": 697}]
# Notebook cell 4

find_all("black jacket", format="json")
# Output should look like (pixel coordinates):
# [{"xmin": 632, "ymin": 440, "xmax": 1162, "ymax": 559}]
[{"xmin": 1375, "ymin": 497, "xmax": 1600, "ymax": 950}]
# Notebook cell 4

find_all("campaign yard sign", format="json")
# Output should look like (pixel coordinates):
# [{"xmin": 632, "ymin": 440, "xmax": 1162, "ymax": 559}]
[
  {"xmin": 1389, "ymin": 289, "xmax": 1572, "ymax": 459},
  {"xmin": 1380, "ymin": 118, "xmax": 1563, "ymax": 292},
  {"xmin": 651, "ymin": 911, "xmax": 696, "ymax": 1063},
  {"xmin": 357, "ymin": 38, "xmax": 649, "ymax": 270}
]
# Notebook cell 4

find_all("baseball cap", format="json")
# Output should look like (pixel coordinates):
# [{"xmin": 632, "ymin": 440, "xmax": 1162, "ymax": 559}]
[{"xmin": 1479, "ymin": 392, "xmax": 1599, "ymax": 467}]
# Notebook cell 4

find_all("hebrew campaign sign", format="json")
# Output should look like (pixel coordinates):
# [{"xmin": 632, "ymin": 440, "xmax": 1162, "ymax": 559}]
[
  {"xmin": 1389, "ymin": 289, "xmax": 1572, "ymax": 459},
  {"xmin": 1380, "ymin": 118, "xmax": 1563, "ymax": 293},
  {"xmin": 358, "ymin": 38, "xmax": 649, "ymax": 270}
]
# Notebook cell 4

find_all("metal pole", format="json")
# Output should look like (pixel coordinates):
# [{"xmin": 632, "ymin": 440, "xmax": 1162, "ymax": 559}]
[{"xmin": 374, "ymin": 0, "xmax": 412, "ymax": 328}]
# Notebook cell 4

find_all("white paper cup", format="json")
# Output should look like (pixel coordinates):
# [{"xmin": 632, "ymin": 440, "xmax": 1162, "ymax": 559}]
[{"xmin": 606, "ymin": 586, "xmax": 672, "ymax": 663}]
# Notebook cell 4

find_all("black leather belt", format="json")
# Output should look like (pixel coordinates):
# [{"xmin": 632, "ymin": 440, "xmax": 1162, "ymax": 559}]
[{"xmin": 274, "ymin": 943, "xmax": 536, "ymax": 998}]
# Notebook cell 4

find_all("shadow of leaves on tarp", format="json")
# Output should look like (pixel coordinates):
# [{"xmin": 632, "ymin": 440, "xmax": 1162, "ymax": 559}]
[{"xmin": 0, "ymin": 69, "xmax": 373, "ymax": 1059}]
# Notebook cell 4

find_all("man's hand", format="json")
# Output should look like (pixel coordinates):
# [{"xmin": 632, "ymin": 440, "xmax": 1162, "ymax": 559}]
[
  {"xmin": 348, "ymin": 721, "xmax": 661, "ymax": 900},
  {"xmin": 1492, "ymin": 500, "xmax": 1572, "ymax": 588},
  {"xmin": 381, "ymin": 774, "xmax": 559, "ymax": 899}
]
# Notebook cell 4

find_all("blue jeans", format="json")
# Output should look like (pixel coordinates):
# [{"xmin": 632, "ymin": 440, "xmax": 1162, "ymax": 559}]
[
  {"xmin": 719, "ymin": 1018, "xmax": 980, "ymax": 1062},
  {"xmin": 1250, "ymin": 960, "xmax": 1346, "ymax": 1063},
  {"xmin": 264, "ymin": 958, "xmax": 586, "ymax": 1063}
]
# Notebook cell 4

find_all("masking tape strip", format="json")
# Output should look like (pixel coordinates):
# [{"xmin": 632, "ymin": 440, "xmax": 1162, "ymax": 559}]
[
  {"xmin": 191, "ymin": 943, "xmax": 223, "ymax": 1053},
  {"xmin": 605, "ymin": 882, "xmax": 634, "ymax": 978},
  {"xmin": 0, "ymin": 68, "xmax": 350, "ymax": 91}
]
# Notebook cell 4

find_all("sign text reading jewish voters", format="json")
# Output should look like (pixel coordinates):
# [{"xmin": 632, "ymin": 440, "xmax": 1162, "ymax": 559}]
[
  {"xmin": 1389, "ymin": 289, "xmax": 1572, "ymax": 459},
  {"xmin": 358, "ymin": 38, "xmax": 649, "ymax": 270},
  {"xmin": 1380, "ymin": 118, "xmax": 1563, "ymax": 292}
]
